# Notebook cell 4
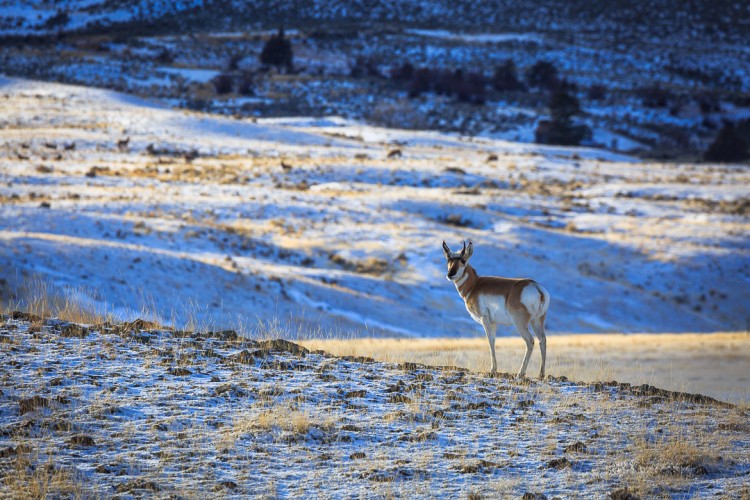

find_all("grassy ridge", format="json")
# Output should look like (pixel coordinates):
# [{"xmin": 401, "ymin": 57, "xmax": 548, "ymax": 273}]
[{"xmin": 1, "ymin": 313, "xmax": 748, "ymax": 498}]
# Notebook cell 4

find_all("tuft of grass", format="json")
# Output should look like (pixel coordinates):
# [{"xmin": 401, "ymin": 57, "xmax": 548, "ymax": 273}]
[
  {"xmin": 3, "ymin": 455, "xmax": 88, "ymax": 499},
  {"xmin": 635, "ymin": 437, "xmax": 720, "ymax": 475},
  {"xmin": 1, "ymin": 273, "xmax": 105, "ymax": 325}
]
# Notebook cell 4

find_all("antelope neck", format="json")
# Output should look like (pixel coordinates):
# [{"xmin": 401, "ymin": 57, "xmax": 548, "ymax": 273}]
[{"xmin": 454, "ymin": 264, "xmax": 477, "ymax": 299}]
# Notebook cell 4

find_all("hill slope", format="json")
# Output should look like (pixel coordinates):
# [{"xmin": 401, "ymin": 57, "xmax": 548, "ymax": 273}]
[
  {"xmin": 2, "ymin": 0, "xmax": 747, "ymax": 41},
  {"xmin": 1, "ymin": 76, "xmax": 748, "ymax": 335},
  {"xmin": 1, "ymin": 313, "xmax": 748, "ymax": 497}
]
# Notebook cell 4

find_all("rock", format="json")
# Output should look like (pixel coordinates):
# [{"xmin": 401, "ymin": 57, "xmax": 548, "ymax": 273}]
[
  {"xmin": 385, "ymin": 381, "xmax": 405, "ymax": 393},
  {"xmin": 400, "ymin": 430, "xmax": 437, "ymax": 442},
  {"xmin": 117, "ymin": 318, "xmax": 162, "ymax": 333},
  {"xmin": 546, "ymin": 457, "xmax": 572, "ymax": 470},
  {"xmin": 458, "ymin": 460, "xmax": 498, "ymax": 474},
  {"xmin": 60, "ymin": 324, "xmax": 89, "ymax": 338},
  {"xmin": 227, "ymin": 350, "xmax": 259, "ymax": 364},
  {"xmin": 0, "ymin": 447, "xmax": 17, "ymax": 458},
  {"xmin": 564, "ymin": 441, "xmax": 587, "ymax": 453},
  {"xmin": 68, "ymin": 435, "xmax": 96, "ymax": 447},
  {"xmin": 256, "ymin": 339, "xmax": 309, "ymax": 356},
  {"xmin": 215, "ymin": 480, "xmax": 237, "ymax": 490},
  {"xmin": 522, "ymin": 493, "xmax": 548, "ymax": 500},
  {"xmin": 209, "ymin": 329, "xmax": 239, "ymax": 342},
  {"xmin": 168, "ymin": 367, "xmax": 192, "ymax": 376},
  {"xmin": 608, "ymin": 487, "xmax": 640, "ymax": 500},
  {"xmin": 9, "ymin": 311, "xmax": 42, "ymax": 323},
  {"xmin": 116, "ymin": 479, "xmax": 160, "ymax": 493},
  {"xmin": 387, "ymin": 394, "xmax": 412, "ymax": 404},
  {"xmin": 464, "ymin": 401, "xmax": 492, "ymax": 411}
]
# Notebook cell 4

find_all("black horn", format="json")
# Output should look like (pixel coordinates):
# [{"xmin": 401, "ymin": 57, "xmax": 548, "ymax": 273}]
[
  {"xmin": 442, "ymin": 240, "xmax": 452, "ymax": 258},
  {"xmin": 460, "ymin": 240, "xmax": 466, "ymax": 257}
]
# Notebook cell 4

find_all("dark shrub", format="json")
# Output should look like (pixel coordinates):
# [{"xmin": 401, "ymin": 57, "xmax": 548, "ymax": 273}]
[
  {"xmin": 526, "ymin": 60, "xmax": 559, "ymax": 90},
  {"xmin": 260, "ymin": 28, "xmax": 293, "ymax": 69},
  {"xmin": 351, "ymin": 56, "xmax": 382, "ymax": 78},
  {"xmin": 492, "ymin": 59, "xmax": 524, "ymax": 92},
  {"xmin": 735, "ymin": 117, "xmax": 750, "ymax": 146},
  {"xmin": 408, "ymin": 68, "xmax": 433, "ymax": 97},
  {"xmin": 228, "ymin": 53, "xmax": 243, "ymax": 71},
  {"xmin": 43, "ymin": 9, "xmax": 70, "ymax": 30},
  {"xmin": 211, "ymin": 73, "xmax": 234, "ymax": 95},
  {"xmin": 457, "ymin": 73, "xmax": 486, "ymax": 105},
  {"xmin": 588, "ymin": 84, "xmax": 607, "ymax": 101},
  {"xmin": 238, "ymin": 72, "xmax": 255, "ymax": 96},
  {"xmin": 697, "ymin": 94, "xmax": 720, "ymax": 114},
  {"xmin": 432, "ymin": 69, "xmax": 459, "ymax": 96},
  {"xmin": 155, "ymin": 48, "xmax": 173, "ymax": 64},
  {"xmin": 640, "ymin": 85, "xmax": 673, "ymax": 108},
  {"xmin": 390, "ymin": 62, "xmax": 414, "ymax": 81},
  {"xmin": 550, "ymin": 90, "xmax": 581, "ymax": 120},
  {"xmin": 704, "ymin": 122, "xmax": 749, "ymax": 162},
  {"xmin": 535, "ymin": 119, "xmax": 591, "ymax": 146}
]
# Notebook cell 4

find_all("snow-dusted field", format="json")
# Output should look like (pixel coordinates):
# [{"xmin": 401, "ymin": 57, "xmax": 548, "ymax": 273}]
[
  {"xmin": 1, "ymin": 313, "xmax": 748, "ymax": 498},
  {"xmin": 1, "ymin": 76, "xmax": 748, "ymax": 337}
]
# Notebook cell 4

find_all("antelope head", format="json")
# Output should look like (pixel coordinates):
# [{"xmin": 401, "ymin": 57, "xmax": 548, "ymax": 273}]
[{"xmin": 442, "ymin": 240, "xmax": 474, "ymax": 281}]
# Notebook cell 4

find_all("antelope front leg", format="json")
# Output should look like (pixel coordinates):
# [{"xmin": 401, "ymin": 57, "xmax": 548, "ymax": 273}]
[{"xmin": 481, "ymin": 317, "xmax": 497, "ymax": 374}]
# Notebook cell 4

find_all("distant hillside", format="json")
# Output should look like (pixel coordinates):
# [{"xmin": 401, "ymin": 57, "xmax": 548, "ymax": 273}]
[{"xmin": 2, "ymin": 0, "xmax": 748, "ymax": 42}]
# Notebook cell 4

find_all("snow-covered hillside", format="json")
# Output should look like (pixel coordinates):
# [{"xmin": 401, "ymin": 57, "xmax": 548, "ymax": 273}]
[
  {"xmin": 1, "ymin": 76, "xmax": 747, "ymax": 335},
  {"xmin": 1, "ymin": 314, "xmax": 747, "ymax": 497},
  {"xmin": 2, "ymin": 4, "xmax": 748, "ymax": 160}
]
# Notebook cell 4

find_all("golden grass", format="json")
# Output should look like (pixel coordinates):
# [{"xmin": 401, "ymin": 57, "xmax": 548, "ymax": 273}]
[
  {"xmin": 1, "ymin": 274, "xmax": 105, "ymax": 325},
  {"xmin": 300, "ymin": 332, "xmax": 750, "ymax": 403},
  {"xmin": 4, "ymin": 274, "xmax": 748, "ymax": 403},
  {"xmin": 3, "ymin": 454, "xmax": 86, "ymax": 500}
]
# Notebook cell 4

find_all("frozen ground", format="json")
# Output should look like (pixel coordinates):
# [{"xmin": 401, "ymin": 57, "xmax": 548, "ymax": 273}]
[
  {"xmin": 1, "ymin": 76, "xmax": 748, "ymax": 336},
  {"xmin": 1, "ymin": 313, "xmax": 748, "ymax": 498}
]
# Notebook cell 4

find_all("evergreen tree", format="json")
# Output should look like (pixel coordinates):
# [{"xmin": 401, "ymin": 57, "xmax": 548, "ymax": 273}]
[
  {"xmin": 526, "ymin": 60, "xmax": 558, "ymax": 90},
  {"xmin": 535, "ymin": 90, "xmax": 590, "ymax": 146},
  {"xmin": 260, "ymin": 28, "xmax": 293, "ymax": 70},
  {"xmin": 492, "ymin": 59, "xmax": 524, "ymax": 92},
  {"xmin": 704, "ymin": 122, "xmax": 749, "ymax": 162}
]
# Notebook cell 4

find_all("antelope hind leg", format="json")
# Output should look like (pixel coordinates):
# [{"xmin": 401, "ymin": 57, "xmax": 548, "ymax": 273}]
[
  {"xmin": 512, "ymin": 317, "xmax": 535, "ymax": 378},
  {"xmin": 530, "ymin": 315, "xmax": 547, "ymax": 379}
]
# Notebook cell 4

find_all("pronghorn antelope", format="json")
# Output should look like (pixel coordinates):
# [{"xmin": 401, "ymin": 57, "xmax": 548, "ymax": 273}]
[{"xmin": 443, "ymin": 240, "xmax": 550, "ymax": 379}]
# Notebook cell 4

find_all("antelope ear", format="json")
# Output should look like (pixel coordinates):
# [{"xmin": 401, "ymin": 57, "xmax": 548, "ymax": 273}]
[
  {"xmin": 442, "ymin": 240, "xmax": 452, "ymax": 259},
  {"xmin": 465, "ymin": 241, "xmax": 474, "ymax": 260}
]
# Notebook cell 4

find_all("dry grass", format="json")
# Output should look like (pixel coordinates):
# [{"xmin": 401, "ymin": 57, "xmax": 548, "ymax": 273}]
[
  {"xmin": 634, "ymin": 435, "xmax": 721, "ymax": 476},
  {"xmin": 3, "ymin": 454, "xmax": 87, "ymax": 500},
  {"xmin": 1, "ymin": 274, "xmax": 105, "ymax": 325},
  {"xmin": 300, "ymin": 333, "xmax": 750, "ymax": 403},
  {"xmin": 3, "ymin": 275, "xmax": 748, "ymax": 405}
]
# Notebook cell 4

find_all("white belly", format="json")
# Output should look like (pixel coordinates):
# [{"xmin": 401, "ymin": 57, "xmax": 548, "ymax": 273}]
[{"xmin": 467, "ymin": 295, "xmax": 513, "ymax": 325}]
